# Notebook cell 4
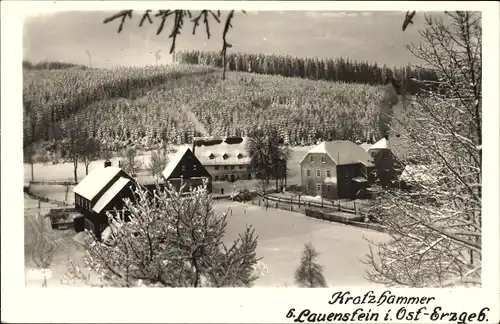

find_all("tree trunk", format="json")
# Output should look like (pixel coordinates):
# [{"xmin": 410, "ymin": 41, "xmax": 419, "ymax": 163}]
[
  {"xmin": 31, "ymin": 159, "xmax": 34, "ymax": 181},
  {"xmin": 284, "ymin": 162, "xmax": 287, "ymax": 188},
  {"xmin": 73, "ymin": 158, "xmax": 78, "ymax": 183},
  {"xmin": 85, "ymin": 163, "xmax": 89, "ymax": 175},
  {"xmin": 222, "ymin": 52, "xmax": 226, "ymax": 80},
  {"xmin": 275, "ymin": 165, "xmax": 279, "ymax": 192}
]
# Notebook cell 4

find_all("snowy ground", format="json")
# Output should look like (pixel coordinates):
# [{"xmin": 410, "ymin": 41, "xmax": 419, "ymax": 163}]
[
  {"xmin": 24, "ymin": 196, "xmax": 387, "ymax": 287},
  {"xmin": 215, "ymin": 201, "xmax": 388, "ymax": 287}
]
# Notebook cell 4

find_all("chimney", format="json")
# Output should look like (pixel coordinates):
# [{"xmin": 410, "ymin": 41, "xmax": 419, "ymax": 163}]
[
  {"xmin": 192, "ymin": 140, "xmax": 196, "ymax": 156},
  {"xmin": 104, "ymin": 160, "xmax": 112, "ymax": 168},
  {"xmin": 384, "ymin": 134, "xmax": 389, "ymax": 141}
]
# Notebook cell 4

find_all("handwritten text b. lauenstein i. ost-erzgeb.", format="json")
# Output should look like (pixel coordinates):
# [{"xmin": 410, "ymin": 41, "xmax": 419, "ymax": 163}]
[{"xmin": 285, "ymin": 290, "xmax": 490, "ymax": 323}]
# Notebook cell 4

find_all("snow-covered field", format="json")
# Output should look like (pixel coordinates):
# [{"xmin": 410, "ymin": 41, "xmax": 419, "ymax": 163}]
[
  {"xmin": 215, "ymin": 201, "xmax": 388, "ymax": 287},
  {"xmin": 24, "ymin": 196, "xmax": 387, "ymax": 287}
]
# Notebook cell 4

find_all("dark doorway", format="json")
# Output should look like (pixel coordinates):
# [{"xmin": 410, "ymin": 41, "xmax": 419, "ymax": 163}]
[{"xmin": 230, "ymin": 174, "xmax": 235, "ymax": 182}]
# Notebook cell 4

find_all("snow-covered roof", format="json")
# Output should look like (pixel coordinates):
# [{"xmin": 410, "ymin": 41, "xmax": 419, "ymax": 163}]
[
  {"xmin": 300, "ymin": 140, "xmax": 373, "ymax": 166},
  {"xmin": 92, "ymin": 177, "xmax": 133, "ymax": 214},
  {"xmin": 369, "ymin": 138, "xmax": 390, "ymax": 150},
  {"xmin": 193, "ymin": 137, "xmax": 251, "ymax": 166},
  {"xmin": 360, "ymin": 143, "xmax": 372, "ymax": 151},
  {"xmin": 162, "ymin": 146, "xmax": 191, "ymax": 180},
  {"xmin": 360, "ymin": 138, "xmax": 391, "ymax": 152},
  {"xmin": 73, "ymin": 167, "xmax": 123, "ymax": 201}
]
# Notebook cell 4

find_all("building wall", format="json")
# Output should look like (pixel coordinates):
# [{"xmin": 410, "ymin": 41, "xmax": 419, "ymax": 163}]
[
  {"xmin": 166, "ymin": 177, "xmax": 212, "ymax": 193},
  {"xmin": 368, "ymin": 148, "xmax": 396, "ymax": 186},
  {"xmin": 167, "ymin": 149, "xmax": 211, "ymax": 180},
  {"xmin": 336, "ymin": 164, "xmax": 372, "ymax": 199},
  {"xmin": 300, "ymin": 152, "xmax": 337, "ymax": 198},
  {"xmin": 205, "ymin": 164, "xmax": 253, "ymax": 182}
]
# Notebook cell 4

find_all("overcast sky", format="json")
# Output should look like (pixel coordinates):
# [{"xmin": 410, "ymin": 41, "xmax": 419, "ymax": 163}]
[{"xmin": 23, "ymin": 11, "xmax": 446, "ymax": 69}]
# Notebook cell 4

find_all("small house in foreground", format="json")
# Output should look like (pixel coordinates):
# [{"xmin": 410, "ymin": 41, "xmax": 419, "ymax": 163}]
[
  {"xmin": 162, "ymin": 146, "xmax": 212, "ymax": 193},
  {"xmin": 300, "ymin": 140, "xmax": 375, "ymax": 199},
  {"xmin": 73, "ymin": 165, "xmax": 136, "ymax": 240}
]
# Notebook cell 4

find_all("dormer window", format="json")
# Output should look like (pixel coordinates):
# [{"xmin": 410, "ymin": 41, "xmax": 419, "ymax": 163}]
[
  {"xmin": 321, "ymin": 156, "xmax": 325, "ymax": 163},
  {"xmin": 222, "ymin": 153, "xmax": 229, "ymax": 160},
  {"xmin": 237, "ymin": 153, "xmax": 243, "ymax": 159},
  {"xmin": 209, "ymin": 153, "xmax": 215, "ymax": 160}
]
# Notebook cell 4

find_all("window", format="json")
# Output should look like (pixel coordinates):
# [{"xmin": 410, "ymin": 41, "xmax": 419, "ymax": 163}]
[
  {"xmin": 214, "ymin": 165, "xmax": 219, "ymax": 170},
  {"xmin": 214, "ymin": 175, "xmax": 219, "ymax": 181},
  {"xmin": 316, "ymin": 169, "xmax": 320, "ymax": 177},
  {"xmin": 237, "ymin": 153, "xmax": 243, "ymax": 159},
  {"xmin": 310, "ymin": 155, "xmax": 314, "ymax": 163},
  {"xmin": 326, "ymin": 170, "xmax": 331, "ymax": 177},
  {"xmin": 181, "ymin": 165, "xmax": 186, "ymax": 172},
  {"xmin": 306, "ymin": 169, "xmax": 311, "ymax": 177},
  {"xmin": 209, "ymin": 153, "xmax": 215, "ymax": 159},
  {"xmin": 224, "ymin": 165, "xmax": 228, "ymax": 170},
  {"xmin": 316, "ymin": 184, "xmax": 321, "ymax": 193},
  {"xmin": 231, "ymin": 165, "xmax": 235, "ymax": 170},
  {"xmin": 222, "ymin": 153, "xmax": 228, "ymax": 160},
  {"xmin": 345, "ymin": 168, "xmax": 349, "ymax": 177},
  {"xmin": 321, "ymin": 156, "xmax": 325, "ymax": 163},
  {"xmin": 193, "ymin": 164, "xmax": 197, "ymax": 171},
  {"xmin": 239, "ymin": 165, "xmax": 244, "ymax": 169},
  {"xmin": 327, "ymin": 185, "xmax": 332, "ymax": 192}
]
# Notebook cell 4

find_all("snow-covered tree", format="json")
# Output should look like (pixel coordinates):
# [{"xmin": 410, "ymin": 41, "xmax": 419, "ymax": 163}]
[
  {"xmin": 365, "ymin": 11, "xmax": 482, "ymax": 287},
  {"xmin": 294, "ymin": 242, "xmax": 328, "ymax": 288},
  {"xmin": 83, "ymin": 181, "xmax": 261, "ymax": 287}
]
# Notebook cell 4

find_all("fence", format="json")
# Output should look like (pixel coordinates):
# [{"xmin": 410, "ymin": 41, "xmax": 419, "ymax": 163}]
[
  {"xmin": 29, "ymin": 180, "xmax": 78, "ymax": 186},
  {"xmin": 248, "ymin": 196, "xmax": 384, "ymax": 233},
  {"xmin": 25, "ymin": 190, "xmax": 70, "ymax": 208},
  {"xmin": 249, "ymin": 197, "xmax": 307, "ymax": 214},
  {"xmin": 265, "ymin": 194, "xmax": 368, "ymax": 214}
]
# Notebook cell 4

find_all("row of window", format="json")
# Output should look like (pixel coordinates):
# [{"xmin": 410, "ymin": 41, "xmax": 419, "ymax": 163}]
[
  {"xmin": 209, "ymin": 153, "xmax": 244, "ymax": 160},
  {"xmin": 214, "ymin": 165, "xmax": 248, "ymax": 171},
  {"xmin": 309, "ymin": 155, "xmax": 326, "ymax": 163},
  {"xmin": 181, "ymin": 164, "xmax": 198, "ymax": 172},
  {"xmin": 306, "ymin": 168, "xmax": 349, "ymax": 178},
  {"xmin": 214, "ymin": 174, "xmax": 252, "ymax": 181},
  {"xmin": 306, "ymin": 183, "xmax": 333, "ymax": 192},
  {"xmin": 76, "ymin": 194, "xmax": 92, "ymax": 211}
]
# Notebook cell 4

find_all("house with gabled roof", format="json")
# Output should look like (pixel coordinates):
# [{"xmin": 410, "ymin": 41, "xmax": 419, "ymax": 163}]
[
  {"xmin": 360, "ymin": 136, "xmax": 398, "ymax": 187},
  {"xmin": 192, "ymin": 136, "xmax": 253, "ymax": 182},
  {"xmin": 73, "ymin": 164, "xmax": 136, "ymax": 240},
  {"xmin": 162, "ymin": 146, "xmax": 212, "ymax": 193},
  {"xmin": 300, "ymin": 140, "xmax": 375, "ymax": 199}
]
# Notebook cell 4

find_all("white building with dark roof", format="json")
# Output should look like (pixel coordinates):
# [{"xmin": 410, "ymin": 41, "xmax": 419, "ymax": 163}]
[{"xmin": 192, "ymin": 136, "xmax": 253, "ymax": 182}]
